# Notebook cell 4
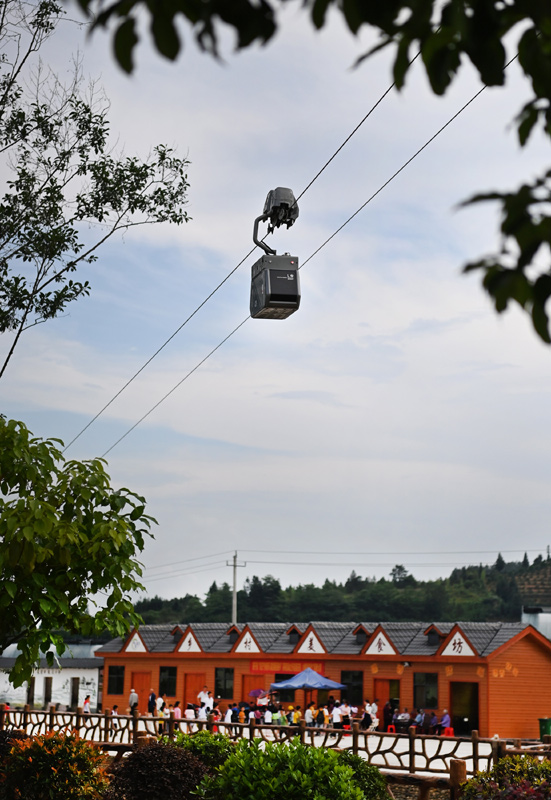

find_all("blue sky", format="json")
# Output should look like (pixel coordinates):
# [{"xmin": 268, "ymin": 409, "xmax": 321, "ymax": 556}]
[{"xmin": 2, "ymin": 5, "xmax": 551, "ymax": 604}]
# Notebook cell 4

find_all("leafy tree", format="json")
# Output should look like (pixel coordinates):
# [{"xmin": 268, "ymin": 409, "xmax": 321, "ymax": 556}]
[
  {"xmin": 494, "ymin": 552, "xmax": 506, "ymax": 572},
  {"xmin": 73, "ymin": 0, "xmax": 551, "ymax": 342},
  {"xmin": 0, "ymin": 417, "xmax": 154, "ymax": 686},
  {"xmin": 0, "ymin": 0, "xmax": 190, "ymax": 378},
  {"xmin": 390, "ymin": 563, "xmax": 416, "ymax": 587}
]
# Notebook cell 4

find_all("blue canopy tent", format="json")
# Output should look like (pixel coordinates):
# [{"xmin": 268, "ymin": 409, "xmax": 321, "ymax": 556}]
[{"xmin": 270, "ymin": 667, "xmax": 346, "ymax": 691}]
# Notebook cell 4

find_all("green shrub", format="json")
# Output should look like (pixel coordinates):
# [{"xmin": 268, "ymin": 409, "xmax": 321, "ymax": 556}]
[
  {"xmin": 0, "ymin": 730, "xmax": 28, "ymax": 762},
  {"xmin": 195, "ymin": 738, "xmax": 366, "ymax": 800},
  {"xmin": 104, "ymin": 741, "xmax": 208, "ymax": 800},
  {"xmin": 461, "ymin": 755, "xmax": 551, "ymax": 800},
  {"xmin": 337, "ymin": 750, "xmax": 388, "ymax": 800},
  {"xmin": 0, "ymin": 731, "xmax": 108, "ymax": 800},
  {"xmin": 169, "ymin": 729, "xmax": 234, "ymax": 770}
]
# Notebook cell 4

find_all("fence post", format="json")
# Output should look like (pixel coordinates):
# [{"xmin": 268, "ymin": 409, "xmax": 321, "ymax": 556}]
[
  {"xmin": 498, "ymin": 740, "xmax": 507, "ymax": 760},
  {"xmin": 408, "ymin": 726, "xmax": 416, "ymax": 774},
  {"xmin": 450, "ymin": 758, "xmax": 467, "ymax": 800},
  {"xmin": 0, "ymin": 704, "xmax": 5, "ymax": 732},
  {"xmin": 352, "ymin": 721, "xmax": 359, "ymax": 756},
  {"xmin": 131, "ymin": 707, "xmax": 138, "ymax": 745},
  {"xmin": 249, "ymin": 718, "xmax": 256, "ymax": 741},
  {"xmin": 103, "ymin": 710, "xmax": 110, "ymax": 742},
  {"xmin": 23, "ymin": 704, "xmax": 30, "ymax": 734},
  {"xmin": 471, "ymin": 730, "xmax": 479, "ymax": 774},
  {"xmin": 49, "ymin": 705, "xmax": 55, "ymax": 732},
  {"xmin": 299, "ymin": 719, "xmax": 306, "ymax": 744},
  {"xmin": 207, "ymin": 713, "xmax": 214, "ymax": 733}
]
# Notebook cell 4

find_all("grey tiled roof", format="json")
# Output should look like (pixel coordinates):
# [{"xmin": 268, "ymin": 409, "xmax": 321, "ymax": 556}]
[
  {"xmin": 461, "ymin": 622, "xmax": 527, "ymax": 656},
  {"xmin": 96, "ymin": 621, "xmax": 540, "ymax": 657},
  {"xmin": 247, "ymin": 623, "xmax": 290, "ymax": 651},
  {"xmin": 0, "ymin": 657, "xmax": 101, "ymax": 669},
  {"xmin": 192, "ymin": 623, "xmax": 240, "ymax": 652}
]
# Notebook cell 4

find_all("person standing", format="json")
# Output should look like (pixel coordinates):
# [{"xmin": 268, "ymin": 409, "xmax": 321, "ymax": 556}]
[
  {"xmin": 83, "ymin": 695, "xmax": 91, "ymax": 714},
  {"xmin": 157, "ymin": 693, "xmax": 166, "ymax": 716},
  {"xmin": 128, "ymin": 688, "xmax": 138, "ymax": 712},
  {"xmin": 147, "ymin": 688, "xmax": 156, "ymax": 715},
  {"xmin": 197, "ymin": 685, "xmax": 210, "ymax": 706},
  {"xmin": 331, "ymin": 702, "xmax": 342, "ymax": 732},
  {"xmin": 361, "ymin": 699, "xmax": 372, "ymax": 731}
]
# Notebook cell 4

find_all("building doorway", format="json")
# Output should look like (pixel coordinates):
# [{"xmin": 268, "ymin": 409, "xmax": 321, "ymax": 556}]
[
  {"xmin": 184, "ymin": 673, "xmax": 206, "ymax": 709},
  {"xmin": 450, "ymin": 682, "xmax": 479, "ymax": 735},
  {"xmin": 131, "ymin": 672, "xmax": 152, "ymax": 715}
]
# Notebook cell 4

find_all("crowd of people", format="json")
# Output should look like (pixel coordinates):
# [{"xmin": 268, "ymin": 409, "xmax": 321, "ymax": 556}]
[{"xmin": 123, "ymin": 686, "xmax": 452, "ymax": 736}]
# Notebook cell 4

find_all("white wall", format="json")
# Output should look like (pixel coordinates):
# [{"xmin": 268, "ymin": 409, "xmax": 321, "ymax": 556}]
[
  {"xmin": 522, "ymin": 611, "xmax": 551, "ymax": 641},
  {"xmin": 0, "ymin": 667, "xmax": 100, "ymax": 710}
]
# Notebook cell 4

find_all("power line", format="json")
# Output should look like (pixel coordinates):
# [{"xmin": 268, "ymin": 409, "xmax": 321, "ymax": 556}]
[
  {"xmin": 146, "ymin": 549, "xmax": 234, "ymax": 571},
  {"xmin": 242, "ymin": 547, "xmax": 543, "ymax": 556},
  {"xmin": 99, "ymin": 317, "xmax": 249, "ymax": 457},
  {"xmin": 144, "ymin": 560, "xmax": 229, "ymax": 583},
  {"xmin": 63, "ymin": 66, "xmax": 412, "ymax": 454},
  {"xmin": 62, "ymin": 248, "xmax": 256, "ymax": 453},
  {"xmin": 95, "ymin": 76, "xmax": 498, "ymax": 457}
]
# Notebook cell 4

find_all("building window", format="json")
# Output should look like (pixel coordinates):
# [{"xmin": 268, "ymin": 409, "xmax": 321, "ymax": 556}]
[
  {"xmin": 341, "ymin": 671, "xmax": 363, "ymax": 705},
  {"xmin": 70, "ymin": 677, "xmax": 79, "ymax": 710},
  {"xmin": 215, "ymin": 668, "xmax": 234, "ymax": 699},
  {"xmin": 43, "ymin": 677, "xmax": 52, "ymax": 709},
  {"xmin": 159, "ymin": 667, "xmax": 177, "ymax": 697},
  {"xmin": 107, "ymin": 666, "xmax": 125, "ymax": 695},
  {"xmin": 274, "ymin": 673, "xmax": 295, "ymax": 703},
  {"xmin": 414, "ymin": 673, "xmax": 438, "ymax": 709},
  {"xmin": 26, "ymin": 677, "xmax": 35, "ymax": 707}
]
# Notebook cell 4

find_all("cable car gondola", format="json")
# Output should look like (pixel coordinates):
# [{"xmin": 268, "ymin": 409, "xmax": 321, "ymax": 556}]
[{"xmin": 250, "ymin": 187, "xmax": 300, "ymax": 320}]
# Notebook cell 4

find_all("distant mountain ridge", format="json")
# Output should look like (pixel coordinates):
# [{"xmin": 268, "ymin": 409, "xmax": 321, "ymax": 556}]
[{"xmin": 134, "ymin": 553, "xmax": 551, "ymax": 624}]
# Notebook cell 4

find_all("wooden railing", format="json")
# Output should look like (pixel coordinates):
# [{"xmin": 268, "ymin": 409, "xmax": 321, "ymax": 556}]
[{"xmin": 1, "ymin": 704, "xmax": 548, "ymax": 779}]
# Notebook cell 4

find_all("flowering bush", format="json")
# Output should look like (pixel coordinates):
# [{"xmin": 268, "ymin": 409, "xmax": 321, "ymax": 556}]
[
  {"xmin": 0, "ymin": 731, "xmax": 108, "ymax": 799},
  {"xmin": 461, "ymin": 755, "xmax": 551, "ymax": 800}
]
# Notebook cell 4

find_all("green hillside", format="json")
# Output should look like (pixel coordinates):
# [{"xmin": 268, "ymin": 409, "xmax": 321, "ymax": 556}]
[{"xmin": 134, "ymin": 553, "xmax": 551, "ymax": 625}]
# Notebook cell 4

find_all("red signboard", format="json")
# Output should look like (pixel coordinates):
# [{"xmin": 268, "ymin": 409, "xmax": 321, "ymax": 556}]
[{"xmin": 250, "ymin": 660, "xmax": 325, "ymax": 674}]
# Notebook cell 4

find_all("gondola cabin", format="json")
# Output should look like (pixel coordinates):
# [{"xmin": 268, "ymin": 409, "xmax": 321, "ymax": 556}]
[{"xmin": 250, "ymin": 254, "xmax": 300, "ymax": 320}]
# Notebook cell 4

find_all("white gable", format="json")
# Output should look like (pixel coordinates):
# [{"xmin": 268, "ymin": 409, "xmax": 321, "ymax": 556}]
[
  {"xmin": 441, "ymin": 632, "xmax": 475, "ymax": 657},
  {"xmin": 297, "ymin": 632, "xmax": 325, "ymax": 654},
  {"xmin": 235, "ymin": 632, "xmax": 260, "ymax": 653},
  {"xmin": 178, "ymin": 632, "xmax": 201, "ymax": 653},
  {"xmin": 125, "ymin": 632, "xmax": 146, "ymax": 653},
  {"xmin": 366, "ymin": 632, "xmax": 396, "ymax": 655}
]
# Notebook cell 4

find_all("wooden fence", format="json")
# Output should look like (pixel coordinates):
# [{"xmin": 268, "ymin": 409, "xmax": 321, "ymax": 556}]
[{"xmin": 2, "ymin": 703, "xmax": 550, "ymax": 797}]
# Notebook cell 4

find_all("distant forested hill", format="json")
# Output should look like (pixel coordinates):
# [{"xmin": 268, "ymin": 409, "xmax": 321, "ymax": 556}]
[{"xmin": 134, "ymin": 553, "xmax": 551, "ymax": 624}]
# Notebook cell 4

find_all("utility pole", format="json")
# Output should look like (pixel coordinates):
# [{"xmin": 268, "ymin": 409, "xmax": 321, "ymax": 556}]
[{"xmin": 226, "ymin": 551, "xmax": 246, "ymax": 625}]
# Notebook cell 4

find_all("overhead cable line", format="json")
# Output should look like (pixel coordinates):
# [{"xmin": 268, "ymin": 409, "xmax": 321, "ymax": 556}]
[
  {"xmin": 146, "ymin": 549, "xmax": 235, "ymax": 571},
  {"xmin": 140, "ymin": 557, "xmax": 516, "ymax": 585},
  {"xmin": 241, "ymin": 547, "xmax": 541, "ymax": 556},
  {"xmin": 142, "ymin": 561, "xmax": 231, "ymax": 583},
  {"xmin": 97, "ymin": 70, "xmax": 506, "ymax": 458},
  {"xmin": 63, "ymin": 59, "xmax": 421, "ymax": 455}
]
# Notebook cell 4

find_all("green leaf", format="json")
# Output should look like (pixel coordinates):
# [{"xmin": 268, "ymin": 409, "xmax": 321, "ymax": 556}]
[
  {"xmin": 113, "ymin": 18, "xmax": 138, "ymax": 74},
  {"xmin": 151, "ymin": 9, "xmax": 180, "ymax": 61},
  {"xmin": 129, "ymin": 504, "xmax": 145, "ymax": 520}
]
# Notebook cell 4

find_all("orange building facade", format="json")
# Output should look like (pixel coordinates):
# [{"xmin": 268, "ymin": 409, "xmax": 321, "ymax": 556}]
[{"xmin": 96, "ymin": 620, "xmax": 551, "ymax": 739}]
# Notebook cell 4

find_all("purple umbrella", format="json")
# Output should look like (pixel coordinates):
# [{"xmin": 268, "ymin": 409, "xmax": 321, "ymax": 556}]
[{"xmin": 248, "ymin": 688, "xmax": 266, "ymax": 698}]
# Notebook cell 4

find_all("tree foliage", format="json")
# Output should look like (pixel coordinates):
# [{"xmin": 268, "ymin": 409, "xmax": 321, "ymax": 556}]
[
  {"xmin": 134, "ymin": 553, "xmax": 545, "ymax": 625},
  {"xmin": 72, "ymin": 0, "xmax": 551, "ymax": 342},
  {"xmin": 0, "ymin": 417, "xmax": 155, "ymax": 686},
  {"xmin": 0, "ymin": 0, "xmax": 190, "ymax": 378}
]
